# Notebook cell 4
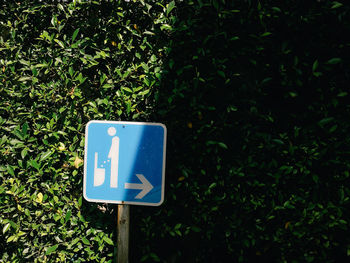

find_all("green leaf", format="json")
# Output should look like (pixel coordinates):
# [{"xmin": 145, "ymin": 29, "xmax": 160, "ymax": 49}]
[
  {"xmin": 209, "ymin": 183, "xmax": 217, "ymax": 189},
  {"xmin": 329, "ymin": 124, "xmax": 337, "ymax": 133},
  {"xmin": 25, "ymin": 209, "xmax": 30, "ymax": 217},
  {"xmin": 46, "ymin": 244, "xmax": 58, "ymax": 255},
  {"xmin": 100, "ymin": 74, "xmax": 107, "ymax": 85},
  {"xmin": 69, "ymin": 67, "xmax": 74, "ymax": 77},
  {"xmin": 166, "ymin": 1, "xmax": 175, "ymax": 16},
  {"xmin": 318, "ymin": 117, "xmax": 334, "ymax": 127},
  {"xmin": 76, "ymin": 72, "xmax": 87, "ymax": 84},
  {"xmin": 54, "ymin": 39, "xmax": 64, "ymax": 48},
  {"xmin": 331, "ymin": 1, "xmax": 343, "ymax": 8},
  {"xmin": 261, "ymin": 32, "xmax": 272, "ymax": 37},
  {"xmin": 10, "ymin": 139, "xmax": 23, "ymax": 145},
  {"xmin": 72, "ymin": 28, "xmax": 80, "ymax": 42},
  {"xmin": 327, "ymin": 58, "xmax": 341, "ymax": 64},
  {"xmin": 313, "ymin": 72, "xmax": 322, "ymax": 77},
  {"xmin": 337, "ymin": 92, "xmax": 348, "ymax": 97},
  {"xmin": 7, "ymin": 235, "xmax": 16, "ymax": 243},
  {"xmin": 217, "ymin": 70, "xmax": 225, "ymax": 78},
  {"xmin": 272, "ymin": 7, "xmax": 281, "ymax": 12},
  {"xmin": 103, "ymin": 84, "xmax": 114, "ymax": 89},
  {"xmin": 65, "ymin": 210, "xmax": 72, "ymax": 223},
  {"xmin": 191, "ymin": 226, "xmax": 201, "ymax": 232},
  {"xmin": 272, "ymin": 139, "xmax": 284, "ymax": 145},
  {"xmin": 126, "ymin": 101, "xmax": 131, "ymax": 114},
  {"xmin": 218, "ymin": 142, "xmax": 228, "ymax": 149},
  {"xmin": 149, "ymin": 253, "xmax": 161, "ymax": 262},
  {"xmin": 7, "ymin": 165, "xmax": 15, "ymax": 176},
  {"xmin": 103, "ymin": 236, "xmax": 114, "ymax": 245},
  {"xmin": 21, "ymin": 148, "xmax": 28, "ymax": 159},
  {"xmin": 122, "ymin": 87, "xmax": 133, "ymax": 93},
  {"xmin": 82, "ymin": 237, "xmax": 90, "ymax": 245},
  {"xmin": 22, "ymin": 122, "xmax": 29, "ymax": 136},
  {"xmin": 174, "ymin": 223, "xmax": 181, "ymax": 230},
  {"xmin": 19, "ymin": 59, "xmax": 30, "ymax": 66},
  {"xmin": 18, "ymin": 76, "xmax": 32, "ymax": 82},
  {"xmin": 30, "ymin": 160, "xmax": 40, "ymax": 171},
  {"xmin": 57, "ymin": 3, "xmax": 65, "ymax": 11},
  {"xmin": 51, "ymin": 15, "xmax": 57, "ymax": 27},
  {"xmin": 3, "ymin": 223, "xmax": 10, "ymax": 234},
  {"xmin": 212, "ymin": 0, "xmax": 219, "ymax": 10},
  {"xmin": 40, "ymin": 150, "xmax": 52, "ymax": 162}
]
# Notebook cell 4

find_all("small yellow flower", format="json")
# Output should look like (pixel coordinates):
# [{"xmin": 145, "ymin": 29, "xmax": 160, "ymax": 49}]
[
  {"xmin": 74, "ymin": 156, "xmax": 83, "ymax": 168},
  {"xmin": 111, "ymin": 41, "xmax": 117, "ymax": 47},
  {"xmin": 36, "ymin": 192, "xmax": 43, "ymax": 203},
  {"xmin": 58, "ymin": 142, "xmax": 66, "ymax": 151},
  {"xmin": 284, "ymin": 221, "xmax": 291, "ymax": 229},
  {"xmin": 133, "ymin": 24, "xmax": 141, "ymax": 33}
]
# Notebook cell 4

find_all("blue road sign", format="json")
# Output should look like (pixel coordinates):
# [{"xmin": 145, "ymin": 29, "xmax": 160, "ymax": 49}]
[{"xmin": 83, "ymin": 121, "xmax": 166, "ymax": 206}]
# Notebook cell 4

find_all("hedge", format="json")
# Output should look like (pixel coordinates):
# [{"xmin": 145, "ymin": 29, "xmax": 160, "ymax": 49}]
[{"xmin": 1, "ymin": 0, "xmax": 350, "ymax": 262}]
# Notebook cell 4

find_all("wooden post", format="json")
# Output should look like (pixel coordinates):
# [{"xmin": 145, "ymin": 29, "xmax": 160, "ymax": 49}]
[{"xmin": 117, "ymin": 204, "xmax": 130, "ymax": 263}]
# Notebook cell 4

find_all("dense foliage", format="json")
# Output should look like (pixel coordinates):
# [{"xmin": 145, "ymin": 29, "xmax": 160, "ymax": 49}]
[{"xmin": 1, "ymin": 0, "xmax": 350, "ymax": 262}]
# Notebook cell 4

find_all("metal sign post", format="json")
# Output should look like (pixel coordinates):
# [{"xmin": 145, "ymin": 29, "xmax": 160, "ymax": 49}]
[{"xmin": 117, "ymin": 204, "xmax": 130, "ymax": 263}]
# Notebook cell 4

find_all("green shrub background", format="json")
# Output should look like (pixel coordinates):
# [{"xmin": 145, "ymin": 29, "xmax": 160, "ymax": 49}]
[{"xmin": 1, "ymin": 0, "xmax": 350, "ymax": 262}]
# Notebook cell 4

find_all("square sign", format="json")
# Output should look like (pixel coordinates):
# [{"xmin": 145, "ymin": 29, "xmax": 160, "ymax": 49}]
[{"xmin": 83, "ymin": 120, "xmax": 166, "ymax": 206}]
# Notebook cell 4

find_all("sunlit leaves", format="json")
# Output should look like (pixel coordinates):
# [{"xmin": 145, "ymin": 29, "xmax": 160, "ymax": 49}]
[{"xmin": 0, "ymin": 0, "xmax": 175, "ymax": 261}]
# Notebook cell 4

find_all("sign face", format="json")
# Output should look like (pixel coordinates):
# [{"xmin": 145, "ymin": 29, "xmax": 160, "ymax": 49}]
[{"xmin": 83, "ymin": 121, "xmax": 166, "ymax": 206}]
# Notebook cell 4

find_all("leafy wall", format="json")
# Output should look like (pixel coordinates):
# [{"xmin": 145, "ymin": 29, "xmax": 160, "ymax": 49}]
[{"xmin": 1, "ymin": 0, "xmax": 350, "ymax": 262}]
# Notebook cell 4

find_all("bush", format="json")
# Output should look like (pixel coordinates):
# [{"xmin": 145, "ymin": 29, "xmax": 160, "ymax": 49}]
[
  {"xmin": 1, "ymin": 0, "xmax": 350, "ymax": 262},
  {"xmin": 0, "ymin": 1, "xmax": 173, "ymax": 262}
]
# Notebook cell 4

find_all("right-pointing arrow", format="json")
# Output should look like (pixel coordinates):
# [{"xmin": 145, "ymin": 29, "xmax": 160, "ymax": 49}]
[{"xmin": 124, "ymin": 174, "xmax": 153, "ymax": 199}]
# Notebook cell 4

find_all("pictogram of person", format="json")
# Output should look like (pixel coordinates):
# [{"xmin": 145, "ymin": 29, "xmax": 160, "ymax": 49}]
[{"xmin": 108, "ymin": 127, "xmax": 119, "ymax": 188}]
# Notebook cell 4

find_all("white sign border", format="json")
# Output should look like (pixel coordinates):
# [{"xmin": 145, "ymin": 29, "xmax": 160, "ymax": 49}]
[{"xmin": 83, "ymin": 120, "xmax": 167, "ymax": 206}]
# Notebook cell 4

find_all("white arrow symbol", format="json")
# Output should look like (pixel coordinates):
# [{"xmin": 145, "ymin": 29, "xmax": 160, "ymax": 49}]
[{"xmin": 124, "ymin": 174, "xmax": 153, "ymax": 199}]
